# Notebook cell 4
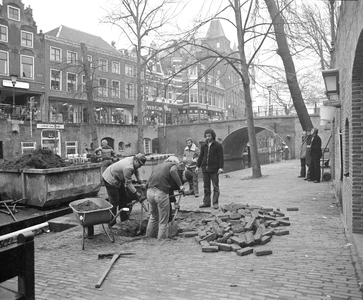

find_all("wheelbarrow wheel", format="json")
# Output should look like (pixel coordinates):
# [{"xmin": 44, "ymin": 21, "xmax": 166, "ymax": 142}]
[{"xmin": 102, "ymin": 223, "xmax": 115, "ymax": 243}]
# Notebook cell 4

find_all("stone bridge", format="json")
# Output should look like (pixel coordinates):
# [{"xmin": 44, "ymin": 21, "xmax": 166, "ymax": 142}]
[{"xmin": 156, "ymin": 114, "xmax": 324, "ymax": 172}]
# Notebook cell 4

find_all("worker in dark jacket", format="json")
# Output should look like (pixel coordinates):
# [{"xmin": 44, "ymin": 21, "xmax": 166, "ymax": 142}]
[
  {"xmin": 145, "ymin": 156, "xmax": 185, "ymax": 239},
  {"xmin": 195, "ymin": 129, "xmax": 224, "ymax": 209},
  {"xmin": 308, "ymin": 128, "xmax": 322, "ymax": 183}
]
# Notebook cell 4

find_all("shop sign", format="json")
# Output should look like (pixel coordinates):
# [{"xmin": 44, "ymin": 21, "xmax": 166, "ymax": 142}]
[{"xmin": 36, "ymin": 124, "xmax": 64, "ymax": 129}]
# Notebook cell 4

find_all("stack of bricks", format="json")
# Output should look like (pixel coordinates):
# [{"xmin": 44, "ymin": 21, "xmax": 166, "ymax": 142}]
[{"xmin": 179, "ymin": 203, "xmax": 295, "ymax": 257}]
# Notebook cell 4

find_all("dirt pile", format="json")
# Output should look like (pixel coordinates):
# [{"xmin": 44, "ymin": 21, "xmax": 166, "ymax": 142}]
[
  {"xmin": 72, "ymin": 200, "xmax": 101, "ymax": 212},
  {"xmin": 0, "ymin": 148, "xmax": 70, "ymax": 170}
]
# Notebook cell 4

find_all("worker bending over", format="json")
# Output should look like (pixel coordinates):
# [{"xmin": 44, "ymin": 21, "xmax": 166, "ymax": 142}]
[{"xmin": 102, "ymin": 153, "xmax": 146, "ymax": 227}]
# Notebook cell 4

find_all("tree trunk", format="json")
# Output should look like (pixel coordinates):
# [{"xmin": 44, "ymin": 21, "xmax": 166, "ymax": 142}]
[
  {"xmin": 234, "ymin": 0, "xmax": 262, "ymax": 178},
  {"xmin": 81, "ymin": 43, "xmax": 99, "ymax": 150},
  {"xmin": 264, "ymin": 0, "xmax": 313, "ymax": 131}
]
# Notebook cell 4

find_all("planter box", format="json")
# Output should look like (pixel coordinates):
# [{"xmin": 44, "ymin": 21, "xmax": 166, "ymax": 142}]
[{"xmin": 0, "ymin": 163, "xmax": 102, "ymax": 208}]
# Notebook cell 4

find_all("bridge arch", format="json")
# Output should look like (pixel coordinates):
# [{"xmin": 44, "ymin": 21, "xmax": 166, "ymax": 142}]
[{"xmin": 222, "ymin": 125, "xmax": 287, "ymax": 172}]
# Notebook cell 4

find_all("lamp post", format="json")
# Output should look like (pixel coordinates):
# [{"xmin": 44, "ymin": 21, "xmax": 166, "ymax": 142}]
[
  {"xmin": 321, "ymin": 69, "xmax": 340, "ymax": 104},
  {"xmin": 267, "ymin": 85, "xmax": 272, "ymax": 116},
  {"xmin": 10, "ymin": 74, "xmax": 18, "ymax": 116}
]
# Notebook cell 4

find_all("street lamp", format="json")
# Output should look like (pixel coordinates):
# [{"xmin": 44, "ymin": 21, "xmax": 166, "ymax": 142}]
[
  {"xmin": 322, "ymin": 68, "xmax": 340, "ymax": 105},
  {"xmin": 10, "ymin": 74, "xmax": 18, "ymax": 115},
  {"xmin": 267, "ymin": 85, "xmax": 272, "ymax": 116}
]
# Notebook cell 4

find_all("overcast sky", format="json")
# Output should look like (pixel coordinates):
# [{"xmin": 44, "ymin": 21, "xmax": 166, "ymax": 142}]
[{"xmin": 19, "ymin": 0, "xmax": 238, "ymax": 50}]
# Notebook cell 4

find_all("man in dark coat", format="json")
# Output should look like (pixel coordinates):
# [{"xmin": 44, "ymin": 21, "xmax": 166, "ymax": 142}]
[
  {"xmin": 308, "ymin": 128, "xmax": 322, "ymax": 183},
  {"xmin": 196, "ymin": 129, "xmax": 224, "ymax": 209}
]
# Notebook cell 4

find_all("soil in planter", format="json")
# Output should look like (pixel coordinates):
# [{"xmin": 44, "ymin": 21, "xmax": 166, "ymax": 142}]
[
  {"xmin": 0, "ymin": 148, "xmax": 70, "ymax": 170},
  {"xmin": 73, "ymin": 200, "xmax": 101, "ymax": 212}
]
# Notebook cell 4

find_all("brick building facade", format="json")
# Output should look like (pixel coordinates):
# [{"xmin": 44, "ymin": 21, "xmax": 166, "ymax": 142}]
[{"xmin": 329, "ymin": 0, "xmax": 363, "ymax": 233}]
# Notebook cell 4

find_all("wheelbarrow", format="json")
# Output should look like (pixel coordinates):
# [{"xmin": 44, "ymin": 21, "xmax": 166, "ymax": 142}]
[{"xmin": 69, "ymin": 198, "xmax": 129, "ymax": 250}]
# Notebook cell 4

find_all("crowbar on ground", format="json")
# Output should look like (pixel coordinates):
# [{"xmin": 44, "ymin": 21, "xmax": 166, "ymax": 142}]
[{"xmin": 95, "ymin": 253, "xmax": 135, "ymax": 288}]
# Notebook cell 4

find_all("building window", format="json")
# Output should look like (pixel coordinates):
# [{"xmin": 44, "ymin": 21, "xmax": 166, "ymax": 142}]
[
  {"xmin": 50, "ymin": 47, "xmax": 61, "ymax": 62},
  {"xmin": 0, "ymin": 51, "xmax": 9, "ymax": 75},
  {"xmin": 99, "ymin": 58, "xmax": 108, "ymax": 72},
  {"xmin": 125, "ymin": 83, "xmax": 134, "ymax": 99},
  {"xmin": 65, "ymin": 141, "xmax": 78, "ymax": 155},
  {"xmin": 51, "ymin": 69, "xmax": 61, "ymax": 90},
  {"xmin": 21, "ymin": 55, "xmax": 34, "ymax": 79},
  {"xmin": 21, "ymin": 31, "xmax": 33, "ymax": 48},
  {"xmin": 143, "ymin": 138, "xmax": 151, "ymax": 154},
  {"xmin": 0, "ymin": 25, "xmax": 8, "ymax": 42},
  {"xmin": 21, "ymin": 142, "xmax": 36, "ymax": 154},
  {"xmin": 112, "ymin": 80, "xmax": 120, "ymax": 98},
  {"xmin": 118, "ymin": 141, "xmax": 125, "ymax": 151},
  {"xmin": 99, "ymin": 78, "xmax": 108, "ymax": 96},
  {"xmin": 67, "ymin": 73, "xmax": 77, "ymax": 92},
  {"xmin": 125, "ymin": 64, "xmax": 134, "ymax": 77},
  {"xmin": 82, "ymin": 75, "xmax": 86, "ymax": 92},
  {"xmin": 8, "ymin": 5, "xmax": 20, "ymax": 21},
  {"xmin": 67, "ymin": 51, "xmax": 77, "ymax": 65},
  {"xmin": 112, "ymin": 61, "xmax": 120, "ymax": 74}
]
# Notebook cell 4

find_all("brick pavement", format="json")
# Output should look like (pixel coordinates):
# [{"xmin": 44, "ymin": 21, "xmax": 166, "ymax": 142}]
[{"xmin": 33, "ymin": 160, "xmax": 363, "ymax": 300}]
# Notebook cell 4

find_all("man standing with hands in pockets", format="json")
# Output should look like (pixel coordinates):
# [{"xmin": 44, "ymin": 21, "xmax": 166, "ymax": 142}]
[{"xmin": 196, "ymin": 129, "xmax": 224, "ymax": 209}]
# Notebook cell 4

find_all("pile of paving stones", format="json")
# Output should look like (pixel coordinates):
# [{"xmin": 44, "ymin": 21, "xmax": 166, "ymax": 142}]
[{"xmin": 177, "ymin": 203, "xmax": 296, "ymax": 257}]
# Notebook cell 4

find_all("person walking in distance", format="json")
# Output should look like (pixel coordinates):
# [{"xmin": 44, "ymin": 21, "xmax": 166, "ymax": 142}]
[
  {"xmin": 196, "ymin": 129, "xmax": 224, "ymax": 209},
  {"xmin": 94, "ymin": 139, "xmax": 116, "ymax": 173},
  {"xmin": 307, "ymin": 128, "xmax": 322, "ymax": 183},
  {"xmin": 183, "ymin": 137, "xmax": 200, "ymax": 197},
  {"xmin": 298, "ymin": 131, "xmax": 308, "ymax": 178}
]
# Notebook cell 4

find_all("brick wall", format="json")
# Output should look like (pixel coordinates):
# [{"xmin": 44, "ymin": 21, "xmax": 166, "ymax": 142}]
[{"xmin": 331, "ymin": 1, "xmax": 363, "ymax": 233}]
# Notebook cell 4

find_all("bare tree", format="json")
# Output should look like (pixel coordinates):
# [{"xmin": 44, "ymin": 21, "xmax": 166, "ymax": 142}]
[
  {"xmin": 102, "ymin": 0, "xmax": 188, "ymax": 153},
  {"xmin": 264, "ymin": 0, "xmax": 313, "ymax": 131}
]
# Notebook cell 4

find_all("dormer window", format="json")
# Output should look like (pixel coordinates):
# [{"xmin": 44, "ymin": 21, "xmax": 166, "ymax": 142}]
[
  {"xmin": 216, "ymin": 42, "xmax": 220, "ymax": 48},
  {"xmin": 8, "ymin": 5, "xmax": 20, "ymax": 21},
  {"xmin": 21, "ymin": 31, "xmax": 33, "ymax": 48}
]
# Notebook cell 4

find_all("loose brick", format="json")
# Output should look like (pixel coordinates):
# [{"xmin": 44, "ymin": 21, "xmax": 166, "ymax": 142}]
[
  {"xmin": 230, "ymin": 213, "xmax": 242, "ymax": 220},
  {"xmin": 279, "ymin": 216, "xmax": 290, "ymax": 220},
  {"xmin": 269, "ymin": 221, "xmax": 280, "ymax": 228},
  {"xmin": 231, "ymin": 224, "xmax": 245, "ymax": 233},
  {"xmin": 286, "ymin": 207, "xmax": 299, "ymax": 211},
  {"xmin": 261, "ymin": 214, "xmax": 276, "ymax": 221},
  {"xmin": 184, "ymin": 231, "xmax": 199, "ymax": 238},
  {"xmin": 212, "ymin": 223, "xmax": 224, "ymax": 236},
  {"xmin": 244, "ymin": 231, "xmax": 255, "ymax": 246},
  {"xmin": 200, "ymin": 240, "xmax": 210, "ymax": 247},
  {"xmin": 245, "ymin": 217, "xmax": 256, "ymax": 231},
  {"xmin": 273, "ymin": 210, "xmax": 285, "ymax": 217},
  {"xmin": 262, "ymin": 229, "xmax": 275, "ymax": 237},
  {"xmin": 203, "ymin": 232, "xmax": 217, "ymax": 242},
  {"xmin": 230, "ymin": 236, "xmax": 247, "ymax": 247},
  {"xmin": 229, "ymin": 219, "xmax": 242, "ymax": 225},
  {"xmin": 202, "ymin": 245, "xmax": 219, "ymax": 252},
  {"xmin": 198, "ymin": 230, "xmax": 208, "ymax": 238},
  {"xmin": 236, "ymin": 247, "xmax": 254, "ymax": 256},
  {"xmin": 218, "ymin": 232, "xmax": 232, "ymax": 243},
  {"xmin": 275, "ymin": 229, "xmax": 289, "ymax": 236},
  {"xmin": 254, "ymin": 249, "xmax": 273, "ymax": 256},
  {"xmin": 260, "ymin": 235, "xmax": 272, "ymax": 245},
  {"xmin": 278, "ymin": 219, "xmax": 291, "ymax": 226},
  {"xmin": 230, "ymin": 244, "xmax": 242, "ymax": 252},
  {"xmin": 194, "ymin": 236, "xmax": 203, "ymax": 244},
  {"xmin": 217, "ymin": 243, "xmax": 232, "ymax": 251}
]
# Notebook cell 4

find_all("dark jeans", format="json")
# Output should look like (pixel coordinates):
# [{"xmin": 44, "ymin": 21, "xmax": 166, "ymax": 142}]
[
  {"xmin": 310, "ymin": 157, "xmax": 321, "ymax": 182},
  {"xmin": 202, "ymin": 171, "xmax": 220, "ymax": 206},
  {"xmin": 104, "ymin": 181, "xmax": 132, "ymax": 222},
  {"xmin": 300, "ymin": 158, "xmax": 306, "ymax": 177}
]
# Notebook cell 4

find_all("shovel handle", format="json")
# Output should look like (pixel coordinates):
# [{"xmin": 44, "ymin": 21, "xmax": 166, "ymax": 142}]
[{"xmin": 95, "ymin": 254, "xmax": 119, "ymax": 288}]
